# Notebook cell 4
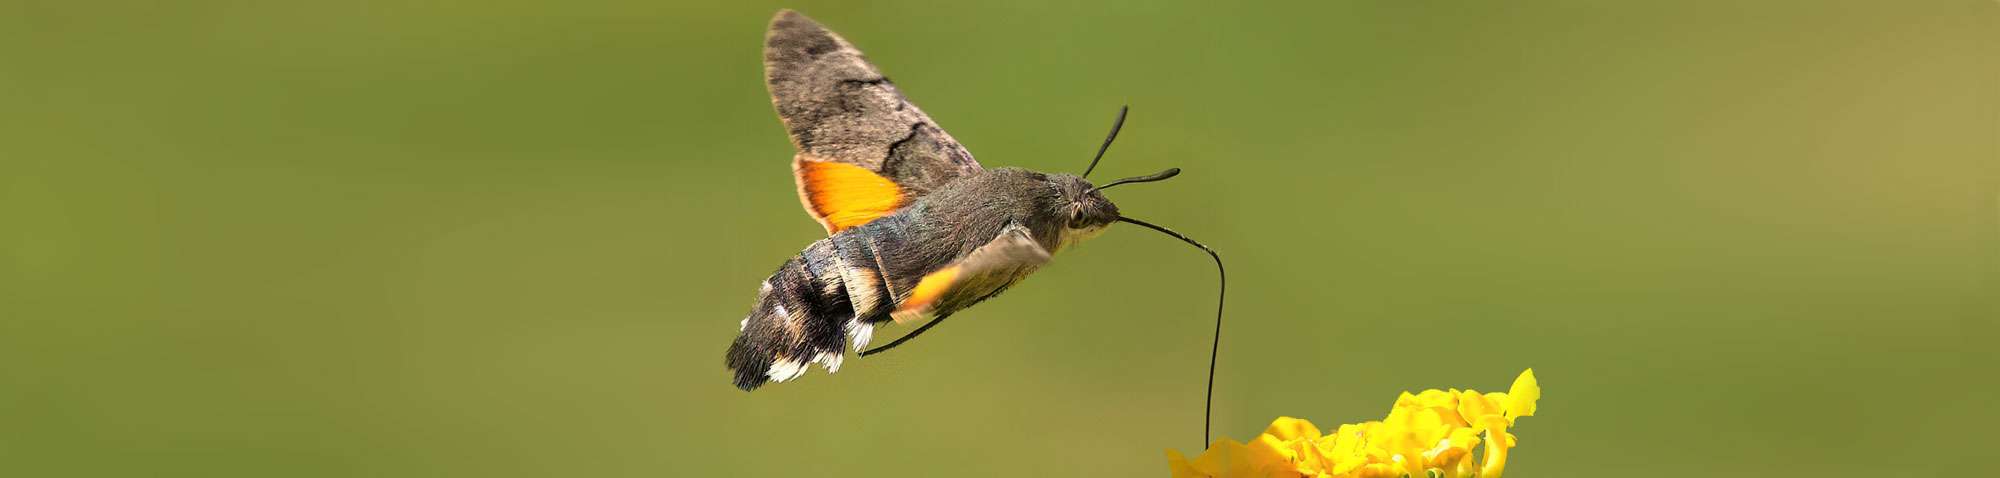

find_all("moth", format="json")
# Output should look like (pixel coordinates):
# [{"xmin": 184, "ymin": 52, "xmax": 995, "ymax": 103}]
[{"xmin": 726, "ymin": 10, "xmax": 1223, "ymax": 410}]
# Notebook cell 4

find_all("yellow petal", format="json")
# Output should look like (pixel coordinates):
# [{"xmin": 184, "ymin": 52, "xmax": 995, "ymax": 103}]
[
  {"xmin": 1450, "ymin": 452, "xmax": 1477, "ymax": 478},
  {"xmin": 1393, "ymin": 391, "xmax": 1420, "ymax": 411},
  {"xmin": 1410, "ymin": 409, "xmax": 1455, "ymax": 471},
  {"xmin": 1424, "ymin": 389, "xmax": 1468, "ymax": 427},
  {"xmin": 1416, "ymin": 389, "xmax": 1457, "ymax": 410},
  {"xmin": 1376, "ymin": 408, "xmax": 1416, "ymax": 455},
  {"xmin": 1263, "ymin": 416, "xmax": 1323, "ymax": 442},
  {"xmin": 1449, "ymin": 427, "xmax": 1482, "ymax": 451},
  {"xmin": 1253, "ymin": 433, "xmax": 1301, "ymax": 464},
  {"xmin": 1417, "ymin": 409, "xmax": 1451, "ymax": 441},
  {"xmin": 1168, "ymin": 449, "xmax": 1203, "ymax": 478},
  {"xmin": 1183, "ymin": 438, "xmax": 1240, "ymax": 476},
  {"xmin": 1285, "ymin": 437, "xmax": 1328, "ymax": 476},
  {"xmin": 1250, "ymin": 435, "xmax": 1308, "ymax": 477},
  {"xmin": 1373, "ymin": 407, "xmax": 1449, "ymax": 476},
  {"xmin": 1320, "ymin": 423, "xmax": 1372, "ymax": 474},
  {"xmin": 1356, "ymin": 463, "xmax": 1401, "ymax": 478},
  {"xmin": 1455, "ymin": 390, "xmax": 1502, "ymax": 425},
  {"xmin": 1478, "ymin": 416, "xmax": 1511, "ymax": 478},
  {"xmin": 1422, "ymin": 426, "xmax": 1482, "ymax": 466},
  {"xmin": 1392, "ymin": 453, "xmax": 1424, "ymax": 478},
  {"xmin": 1506, "ymin": 369, "xmax": 1540, "ymax": 423}
]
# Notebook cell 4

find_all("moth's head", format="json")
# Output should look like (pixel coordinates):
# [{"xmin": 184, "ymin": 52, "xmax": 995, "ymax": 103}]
[
  {"xmin": 1050, "ymin": 173, "xmax": 1121, "ymax": 231},
  {"xmin": 1045, "ymin": 105, "xmax": 1185, "ymax": 250}
]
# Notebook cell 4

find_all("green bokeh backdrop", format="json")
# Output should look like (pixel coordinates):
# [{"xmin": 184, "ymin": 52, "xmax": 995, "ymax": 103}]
[{"xmin": 4, "ymin": 1, "xmax": 1995, "ymax": 476}]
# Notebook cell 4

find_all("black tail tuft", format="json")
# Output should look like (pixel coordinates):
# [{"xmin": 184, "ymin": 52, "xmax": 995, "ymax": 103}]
[{"xmin": 725, "ymin": 335, "xmax": 772, "ymax": 391}]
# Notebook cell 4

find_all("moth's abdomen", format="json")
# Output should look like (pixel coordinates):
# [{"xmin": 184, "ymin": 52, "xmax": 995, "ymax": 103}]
[{"xmin": 724, "ymin": 237, "xmax": 894, "ymax": 391}]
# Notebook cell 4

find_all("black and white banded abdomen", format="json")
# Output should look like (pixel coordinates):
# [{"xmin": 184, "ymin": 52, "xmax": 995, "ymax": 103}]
[{"xmin": 724, "ymin": 234, "xmax": 903, "ymax": 391}]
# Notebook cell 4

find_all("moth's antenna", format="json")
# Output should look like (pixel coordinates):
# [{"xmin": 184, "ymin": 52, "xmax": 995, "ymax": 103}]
[
  {"xmin": 1081, "ymin": 106, "xmax": 1129, "ymax": 179},
  {"xmin": 1092, "ymin": 168, "xmax": 1179, "ymax": 192},
  {"xmin": 1115, "ymin": 216, "xmax": 1224, "ymax": 449}
]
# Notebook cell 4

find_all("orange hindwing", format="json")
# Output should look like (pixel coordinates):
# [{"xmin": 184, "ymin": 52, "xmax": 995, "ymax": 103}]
[{"xmin": 793, "ymin": 157, "xmax": 907, "ymax": 234}]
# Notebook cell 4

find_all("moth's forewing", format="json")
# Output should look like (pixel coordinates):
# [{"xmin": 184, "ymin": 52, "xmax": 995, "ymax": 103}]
[{"xmin": 765, "ymin": 10, "xmax": 984, "ymax": 233}]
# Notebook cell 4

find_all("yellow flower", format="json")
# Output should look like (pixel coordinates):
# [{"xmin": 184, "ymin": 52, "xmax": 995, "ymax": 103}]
[{"xmin": 1166, "ymin": 369, "xmax": 1540, "ymax": 478}]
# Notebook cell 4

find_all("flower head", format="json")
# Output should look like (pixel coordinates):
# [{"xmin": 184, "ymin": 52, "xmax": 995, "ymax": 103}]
[{"xmin": 1167, "ymin": 369, "xmax": 1541, "ymax": 478}]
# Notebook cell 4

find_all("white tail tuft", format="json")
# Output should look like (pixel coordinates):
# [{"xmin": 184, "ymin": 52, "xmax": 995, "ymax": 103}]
[
  {"xmin": 812, "ymin": 352, "xmax": 843, "ymax": 373},
  {"xmin": 766, "ymin": 358, "xmax": 807, "ymax": 382},
  {"xmin": 846, "ymin": 318, "xmax": 873, "ymax": 351}
]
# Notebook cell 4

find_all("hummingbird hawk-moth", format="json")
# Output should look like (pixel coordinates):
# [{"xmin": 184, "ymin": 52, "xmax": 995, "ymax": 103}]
[{"xmin": 725, "ymin": 10, "xmax": 1224, "ymax": 422}]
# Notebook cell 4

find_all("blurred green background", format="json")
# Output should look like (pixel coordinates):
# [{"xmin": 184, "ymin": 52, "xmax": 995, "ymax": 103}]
[{"xmin": 3, "ymin": 0, "xmax": 1994, "ymax": 476}]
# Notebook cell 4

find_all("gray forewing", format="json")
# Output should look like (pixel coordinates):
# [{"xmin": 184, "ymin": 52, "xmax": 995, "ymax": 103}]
[{"xmin": 764, "ymin": 10, "xmax": 981, "ymax": 196}]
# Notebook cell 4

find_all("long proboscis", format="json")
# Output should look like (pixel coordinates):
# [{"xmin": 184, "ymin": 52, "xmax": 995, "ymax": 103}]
[{"xmin": 1116, "ymin": 215, "xmax": 1225, "ymax": 449}]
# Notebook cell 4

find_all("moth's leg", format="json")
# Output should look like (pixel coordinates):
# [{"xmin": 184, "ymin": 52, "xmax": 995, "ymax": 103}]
[
  {"xmin": 860, "ymin": 278, "xmax": 1012, "ymax": 357},
  {"xmin": 859, "ymin": 313, "xmax": 951, "ymax": 357}
]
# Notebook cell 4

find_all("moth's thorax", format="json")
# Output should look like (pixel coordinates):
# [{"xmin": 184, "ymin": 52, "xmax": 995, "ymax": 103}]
[{"xmin": 892, "ymin": 168, "xmax": 1120, "ymax": 257}]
